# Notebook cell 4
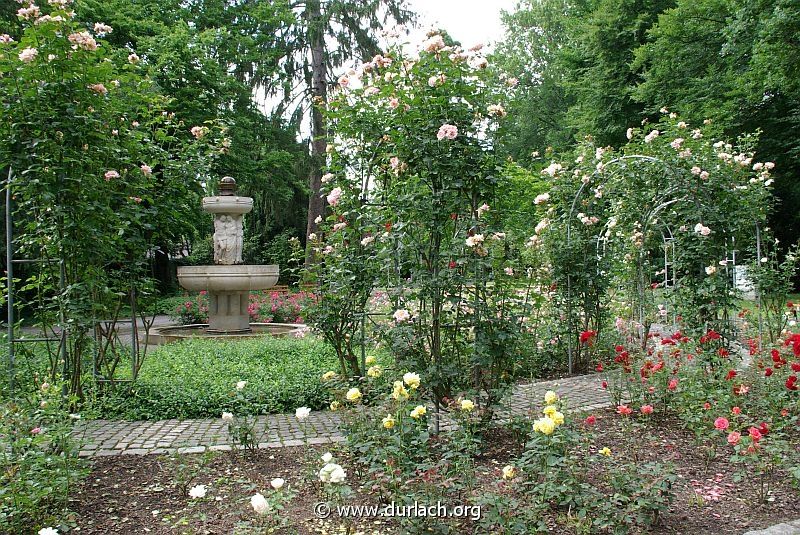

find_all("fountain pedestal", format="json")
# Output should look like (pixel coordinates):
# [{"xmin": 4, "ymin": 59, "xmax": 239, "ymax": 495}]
[{"xmin": 176, "ymin": 177, "xmax": 278, "ymax": 334}]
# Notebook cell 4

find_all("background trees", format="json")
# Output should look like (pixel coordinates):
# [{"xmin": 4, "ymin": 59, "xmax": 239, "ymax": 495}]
[{"xmin": 496, "ymin": 0, "xmax": 800, "ymax": 253}]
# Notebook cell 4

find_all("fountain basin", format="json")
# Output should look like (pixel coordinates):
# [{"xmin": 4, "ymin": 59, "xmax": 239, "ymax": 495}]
[
  {"xmin": 152, "ymin": 323, "xmax": 306, "ymax": 344},
  {"xmin": 202, "ymin": 195, "xmax": 254, "ymax": 215},
  {"xmin": 177, "ymin": 264, "xmax": 278, "ymax": 292}
]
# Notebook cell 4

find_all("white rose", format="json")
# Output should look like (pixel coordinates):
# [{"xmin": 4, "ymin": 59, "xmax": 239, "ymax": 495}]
[
  {"xmin": 270, "ymin": 478, "xmax": 285, "ymax": 490},
  {"xmin": 295, "ymin": 407, "xmax": 311, "ymax": 420},
  {"xmin": 250, "ymin": 492, "xmax": 270, "ymax": 514},
  {"xmin": 188, "ymin": 484, "xmax": 207, "ymax": 499}
]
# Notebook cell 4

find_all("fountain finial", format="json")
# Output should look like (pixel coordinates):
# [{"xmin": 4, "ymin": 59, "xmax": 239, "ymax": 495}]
[{"xmin": 219, "ymin": 176, "xmax": 236, "ymax": 196}]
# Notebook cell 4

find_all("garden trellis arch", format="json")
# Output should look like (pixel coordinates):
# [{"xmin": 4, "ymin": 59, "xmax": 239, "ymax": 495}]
[{"xmin": 563, "ymin": 155, "xmax": 765, "ymax": 373}]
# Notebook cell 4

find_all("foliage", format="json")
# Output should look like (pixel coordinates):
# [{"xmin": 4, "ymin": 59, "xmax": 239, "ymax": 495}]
[
  {"xmin": 78, "ymin": 0, "xmax": 311, "ymax": 256},
  {"xmin": 0, "ymin": 383, "xmax": 86, "ymax": 533},
  {"xmin": 91, "ymin": 337, "xmax": 342, "ymax": 419}
]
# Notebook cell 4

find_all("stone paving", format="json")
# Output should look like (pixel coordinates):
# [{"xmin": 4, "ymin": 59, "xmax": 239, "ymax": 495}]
[
  {"xmin": 74, "ymin": 372, "xmax": 612, "ymax": 458},
  {"xmin": 743, "ymin": 520, "xmax": 800, "ymax": 535}
]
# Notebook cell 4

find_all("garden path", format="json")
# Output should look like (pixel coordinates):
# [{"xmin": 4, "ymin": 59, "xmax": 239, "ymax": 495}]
[{"xmin": 74, "ymin": 373, "xmax": 611, "ymax": 458}]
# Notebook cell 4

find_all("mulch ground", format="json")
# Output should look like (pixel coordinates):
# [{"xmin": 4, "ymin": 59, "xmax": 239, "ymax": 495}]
[{"xmin": 70, "ymin": 409, "xmax": 800, "ymax": 534}]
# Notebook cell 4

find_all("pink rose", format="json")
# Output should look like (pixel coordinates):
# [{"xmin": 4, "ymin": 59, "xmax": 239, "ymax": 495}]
[
  {"xmin": 727, "ymin": 431, "xmax": 741, "ymax": 445},
  {"xmin": 436, "ymin": 124, "xmax": 458, "ymax": 141},
  {"xmin": 714, "ymin": 417, "xmax": 729, "ymax": 431},
  {"xmin": 326, "ymin": 187, "xmax": 343, "ymax": 207}
]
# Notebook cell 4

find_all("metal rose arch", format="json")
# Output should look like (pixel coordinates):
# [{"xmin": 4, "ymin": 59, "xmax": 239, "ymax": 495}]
[{"xmin": 560, "ymin": 154, "xmax": 767, "ymax": 374}]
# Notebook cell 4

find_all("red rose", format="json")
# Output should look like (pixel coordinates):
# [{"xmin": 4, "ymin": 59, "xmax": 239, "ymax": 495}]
[
  {"xmin": 725, "ymin": 370, "xmax": 737, "ymax": 381},
  {"xmin": 765, "ymin": 368, "xmax": 773, "ymax": 377},
  {"xmin": 585, "ymin": 415, "xmax": 596, "ymax": 425}
]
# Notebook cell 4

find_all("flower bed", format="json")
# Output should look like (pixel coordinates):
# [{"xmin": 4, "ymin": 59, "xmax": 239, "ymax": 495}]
[{"xmin": 172, "ymin": 290, "xmax": 317, "ymax": 325}]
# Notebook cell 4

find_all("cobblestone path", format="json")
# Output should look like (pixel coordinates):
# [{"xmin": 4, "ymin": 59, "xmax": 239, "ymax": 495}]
[{"xmin": 75, "ymin": 373, "xmax": 612, "ymax": 458}]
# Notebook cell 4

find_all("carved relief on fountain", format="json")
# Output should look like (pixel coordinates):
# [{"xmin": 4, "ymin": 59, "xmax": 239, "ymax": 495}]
[{"xmin": 213, "ymin": 214, "xmax": 243, "ymax": 265}]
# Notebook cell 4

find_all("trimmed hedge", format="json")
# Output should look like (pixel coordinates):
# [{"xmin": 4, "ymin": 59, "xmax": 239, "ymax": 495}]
[{"xmin": 94, "ymin": 337, "xmax": 340, "ymax": 419}]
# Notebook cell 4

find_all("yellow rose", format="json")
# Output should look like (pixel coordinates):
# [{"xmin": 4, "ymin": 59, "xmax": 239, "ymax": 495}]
[
  {"xmin": 410, "ymin": 405, "xmax": 426, "ymax": 419},
  {"xmin": 382, "ymin": 414, "xmax": 396, "ymax": 429},
  {"xmin": 365, "ymin": 355, "xmax": 377, "ymax": 366},
  {"xmin": 532, "ymin": 416, "xmax": 556, "ymax": 435},
  {"xmin": 391, "ymin": 380, "xmax": 409, "ymax": 400},
  {"xmin": 502, "ymin": 465, "xmax": 516, "ymax": 480},
  {"xmin": 321, "ymin": 371, "xmax": 337, "ymax": 382},
  {"xmin": 330, "ymin": 401, "xmax": 342, "ymax": 411},
  {"xmin": 599, "ymin": 447, "xmax": 612, "ymax": 457},
  {"xmin": 403, "ymin": 372, "xmax": 421, "ymax": 390},
  {"xmin": 551, "ymin": 411, "xmax": 565, "ymax": 426},
  {"xmin": 544, "ymin": 390, "xmax": 558, "ymax": 405},
  {"xmin": 367, "ymin": 365, "xmax": 382, "ymax": 378},
  {"xmin": 460, "ymin": 399, "xmax": 475, "ymax": 412},
  {"xmin": 542, "ymin": 405, "xmax": 558, "ymax": 416},
  {"xmin": 345, "ymin": 388, "xmax": 362, "ymax": 403}
]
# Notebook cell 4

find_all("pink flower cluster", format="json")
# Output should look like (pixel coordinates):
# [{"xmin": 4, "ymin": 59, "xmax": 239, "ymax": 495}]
[
  {"xmin": 437, "ymin": 124, "xmax": 458, "ymax": 141},
  {"xmin": 68, "ymin": 31, "xmax": 97, "ymax": 51}
]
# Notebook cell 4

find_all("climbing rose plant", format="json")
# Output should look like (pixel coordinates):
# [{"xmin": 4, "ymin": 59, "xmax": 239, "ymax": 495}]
[
  {"xmin": 0, "ymin": 1, "xmax": 220, "ymax": 396},
  {"xmin": 311, "ymin": 34, "xmax": 527, "ymax": 414}
]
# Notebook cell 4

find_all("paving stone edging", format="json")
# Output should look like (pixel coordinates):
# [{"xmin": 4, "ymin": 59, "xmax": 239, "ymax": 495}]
[{"xmin": 74, "ymin": 373, "xmax": 612, "ymax": 457}]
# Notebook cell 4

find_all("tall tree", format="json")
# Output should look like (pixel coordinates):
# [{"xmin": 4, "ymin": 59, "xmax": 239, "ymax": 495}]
[
  {"xmin": 270, "ymin": 0, "xmax": 415, "ymax": 265},
  {"xmin": 633, "ymin": 0, "xmax": 800, "ymax": 250},
  {"xmin": 77, "ymin": 0, "xmax": 310, "ymax": 285}
]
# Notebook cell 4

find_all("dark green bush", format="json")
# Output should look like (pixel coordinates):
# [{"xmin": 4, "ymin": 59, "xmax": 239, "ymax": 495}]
[{"xmin": 93, "ymin": 337, "xmax": 340, "ymax": 419}]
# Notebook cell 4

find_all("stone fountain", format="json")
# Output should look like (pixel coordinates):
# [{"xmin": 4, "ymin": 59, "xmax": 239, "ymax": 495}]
[{"xmin": 174, "ymin": 177, "xmax": 279, "ymax": 334}]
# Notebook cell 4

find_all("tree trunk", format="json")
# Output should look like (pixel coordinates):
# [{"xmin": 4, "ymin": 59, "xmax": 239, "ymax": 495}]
[{"xmin": 305, "ymin": 0, "xmax": 328, "ymax": 267}]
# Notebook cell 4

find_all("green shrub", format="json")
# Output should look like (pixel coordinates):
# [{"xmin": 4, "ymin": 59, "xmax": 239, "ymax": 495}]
[
  {"xmin": 93, "ymin": 337, "xmax": 342, "ymax": 419},
  {"xmin": 1, "ymin": 385, "xmax": 87, "ymax": 534}
]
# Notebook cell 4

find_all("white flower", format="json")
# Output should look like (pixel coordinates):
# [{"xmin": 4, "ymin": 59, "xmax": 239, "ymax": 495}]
[
  {"xmin": 691, "ymin": 166, "xmax": 701, "ymax": 176},
  {"xmin": 319, "ymin": 462, "xmax": 346, "ymax": 483},
  {"xmin": 465, "ymin": 234, "xmax": 485, "ymax": 247},
  {"xmin": 360, "ymin": 235, "xmax": 375, "ymax": 246},
  {"xmin": 19, "ymin": 47, "xmax": 38, "ymax": 63},
  {"xmin": 321, "ymin": 172, "xmax": 334, "ymax": 184},
  {"xmin": 295, "ymin": 407, "xmax": 311, "ymax": 420},
  {"xmin": 626, "ymin": 127, "xmax": 634, "ymax": 140},
  {"xmin": 693, "ymin": 223, "xmax": 711, "ymax": 236},
  {"xmin": 94, "ymin": 22, "xmax": 113, "ymax": 36},
  {"xmin": 393, "ymin": 309, "xmax": 411, "ymax": 323},
  {"xmin": 670, "ymin": 137, "xmax": 684, "ymax": 150},
  {"xmin": 504, "ymin": 267, "xmax": 514, "ymax": 276},
  {"xmin": 535, "ymin": 218, "xmax": 550, "ymax": 234},
  {"xmin": 541, "ymin": 162, "xmax": 562, "ymax": 177},
  {"xmin": 477, "ymin": 203, "xmax": 490, "ymax": 217},
  {"xmin": 534, "ymin": 193, "xmax": 550, "ymax": 205},
  {"xmin": 677, "ymin": 121, "xmax": 687, "ymax": 128},
  {"xmin": 705, "ymin": 265, "xmax": 717, "ymax": 275},
  {"xmin": 128, "ymin": 53, "xmax": 139, "ymax": 63},
  {"xmin": 644, "ymin": 130, "xmax": 660, "ymax": 143},
  {"xmin": 221, "ymin": 412, "xmax": 234, "ymax": 422},
  {"xmin": 38, "ymin": 529, "xmax": 59, "ymax": 535},
  {"xmin": 188, "ymin": 484, "xmax": 207, "ymax": 499},
  {"xmin": 700, "ymin": 171, "xmax": 709, "ymax": 180},
  {"xmin": 250, "ymin": 492, "xmax": 270, "ymax": 514},
  {"xmin": 314, "ymin": 215, "xmax": 322, "ymax": 225},
  {"xmin": 322, "ymin": 452, "xmax": 333, "ymax": 463},
  {"xmin": 270, "ymin": 478, "xmax": 285, "ymax": 490},
  {"xmin": 236, "ymin": 380, "xmax": 247, "ymax": 390},
  {"xmin": 69, "ymin": 413, "xmax": 81, "ymax": 420}
]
